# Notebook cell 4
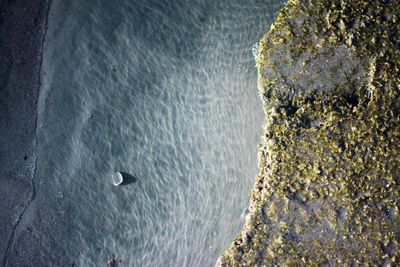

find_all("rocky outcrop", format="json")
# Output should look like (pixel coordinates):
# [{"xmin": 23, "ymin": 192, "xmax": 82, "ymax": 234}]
[{"xmin": 218, "ymin": 0, "xmax": 400, "ymax": 265}]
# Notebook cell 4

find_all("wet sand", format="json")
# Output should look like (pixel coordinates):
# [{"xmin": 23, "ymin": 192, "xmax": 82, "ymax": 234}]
[{"xmin": 0, "ymin": 0, "xmax": 50, "ymax": 265}]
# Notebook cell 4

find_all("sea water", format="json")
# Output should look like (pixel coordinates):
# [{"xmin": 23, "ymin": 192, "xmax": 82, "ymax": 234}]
[{"xmin": 32, "ymin": 0, "xmax": 284, "ymax": 265}]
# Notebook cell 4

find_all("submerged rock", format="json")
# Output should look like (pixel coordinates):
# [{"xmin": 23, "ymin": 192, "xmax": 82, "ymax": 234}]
[
  {"xmin": 217, "ymin": 0, "xmax": 400, "ymax": 265},
  {"xmin": 111, "ymin": 171, "xmax": 137, "ymax": 186},
  {"xmin": 112, "ymin": 172, "xmax": 124, "ymax": 186}
]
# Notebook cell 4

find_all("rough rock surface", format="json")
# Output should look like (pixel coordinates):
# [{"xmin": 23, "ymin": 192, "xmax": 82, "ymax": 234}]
[
  {"xmin": 218, "ymin": 0, "xmax": 400, "ymax": 265},
  {"xmin": 0, "ymin": 0, "xmax": 51, "ymax": 265}
]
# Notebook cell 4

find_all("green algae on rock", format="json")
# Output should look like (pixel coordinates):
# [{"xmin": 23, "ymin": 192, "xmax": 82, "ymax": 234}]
[{"xmin": 217, "ymin": 0, "xmax": 400, "ymax": 265}]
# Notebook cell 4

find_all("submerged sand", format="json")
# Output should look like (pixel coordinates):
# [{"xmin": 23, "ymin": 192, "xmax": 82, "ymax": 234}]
[{"xmin": 0, "ymin": 0, "xmax": 50, "ymax": 265}]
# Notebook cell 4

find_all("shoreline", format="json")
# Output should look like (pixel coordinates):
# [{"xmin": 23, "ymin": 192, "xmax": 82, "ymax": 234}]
[{"xmin": 0, "ymin": 0, "xmax": 51, "ymax": 265}]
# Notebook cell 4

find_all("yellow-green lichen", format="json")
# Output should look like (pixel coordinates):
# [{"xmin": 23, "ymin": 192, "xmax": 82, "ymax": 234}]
[{"xmin": 217, "ymin": 0, "xmax": 400, "ymax": 266}]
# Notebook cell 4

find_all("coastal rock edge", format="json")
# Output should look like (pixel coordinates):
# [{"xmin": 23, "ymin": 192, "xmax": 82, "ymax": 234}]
[{"xmin": 217, "ymin": 0, "xmax": 400, "ymax": 265}]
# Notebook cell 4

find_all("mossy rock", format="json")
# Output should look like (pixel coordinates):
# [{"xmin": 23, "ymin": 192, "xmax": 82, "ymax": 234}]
[{"xmin": 217, "ymin": 0, "xmax": 400, "ymax": 265}]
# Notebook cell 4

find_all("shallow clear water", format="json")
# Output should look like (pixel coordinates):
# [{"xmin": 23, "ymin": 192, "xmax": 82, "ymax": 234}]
[{"xmin": 33, "ymin": 0, "xmax": 284, "ymax": 266}]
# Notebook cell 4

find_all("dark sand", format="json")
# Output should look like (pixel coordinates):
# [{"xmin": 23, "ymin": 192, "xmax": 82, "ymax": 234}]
[{"xmin": 0, "ymin": 0, "xmax": 51, "ymax": 265}]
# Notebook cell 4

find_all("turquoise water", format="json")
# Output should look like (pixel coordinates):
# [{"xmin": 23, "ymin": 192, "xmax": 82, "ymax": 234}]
[{"xmin": 19, "ymin": 0, "xmax": 284, "ymax": 265}]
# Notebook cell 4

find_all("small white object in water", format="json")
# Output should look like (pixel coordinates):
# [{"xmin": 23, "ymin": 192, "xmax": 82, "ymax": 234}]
[
  {"xmin": 112, "ymin": 171, "xmax": 124, "ymax": 186},
  {"xmin": 241, "ymin": 208, "xmax": 250, "ymax": 218},
  {"xmin": 251, "ymin": 42, "xmax": 259, "ymax": 61}
]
